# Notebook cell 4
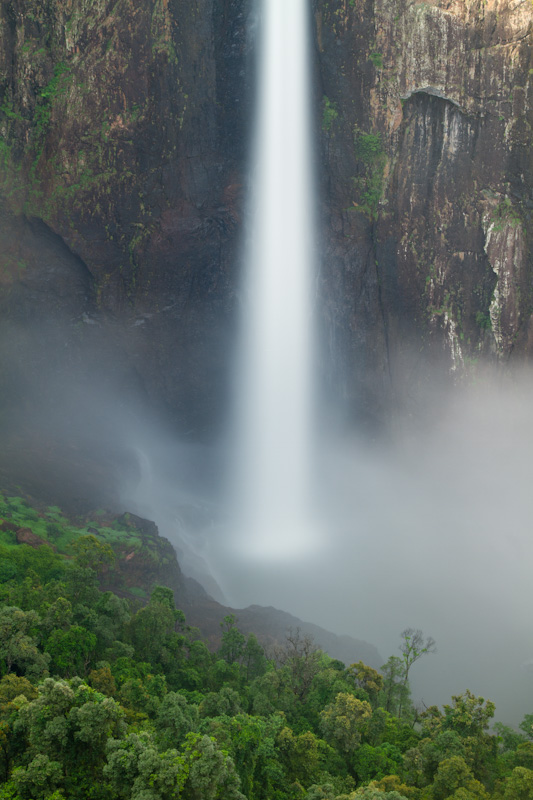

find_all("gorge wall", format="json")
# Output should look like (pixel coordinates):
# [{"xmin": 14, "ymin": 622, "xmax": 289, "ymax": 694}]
[
  {"xmin": 0, "ymin": 0, "xmax": 251, "ymax": 445},
  {"xmin": 0, "ymin": 0, "xmax": 532, "ymax": 479},
  {"xmin": 317, "ymin": 0, "xmax": 533, "ymax": 422}
]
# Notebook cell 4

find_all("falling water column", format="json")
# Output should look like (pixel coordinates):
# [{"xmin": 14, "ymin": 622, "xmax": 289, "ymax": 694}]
[{"xmin": 233, "ymin": 0, "xmax": 317, "ymax": 560}]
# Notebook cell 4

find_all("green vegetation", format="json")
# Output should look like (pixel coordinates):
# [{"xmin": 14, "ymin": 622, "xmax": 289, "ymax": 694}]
[
  {"xmin": 355, "ymin": 133, "xmax": 383, "ymax": 165},
  {"xmin": 489, "ymin": 198, "xmax": 523, "ymax": 232},
  {"xmin": 323, "ymin": 96, "xmax": 339, "ymax": 133},
  {"xmin": 352, "ymin": 130, "xmax": 387, "ymax": 219},
  {"xmin": 0, "ymin": 101, "xmax": 23, "ymax": 123},
  {"xmin": 476, "ymin": 310, "xmax": 493, "ymax": 331},
  {"xmin": 427, "ymin": 291, "xmax": 452, "ymax": 317},
  {"xmin": 151, "ymin": 0, "xmax": 179, "ymax": 65},
  {"xmin": 33, "ymin": 63, "xmax": 71, "ymax": 142},
  {"xmin": 0, "ymin": 493, "xmax": 532, "ymax": 800},
  {"xmin": 0, "ymin": 496, "xmax": 171, "ymax": 582},
  {"xmin": 369, "ymin": 52, "xmax": 384, "ymax": 69}
]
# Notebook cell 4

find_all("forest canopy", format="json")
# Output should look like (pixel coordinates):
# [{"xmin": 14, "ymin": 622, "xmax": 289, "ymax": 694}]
[{"xmin": 0, "ymin": 494, "xmax": 532, "ymax": 800}]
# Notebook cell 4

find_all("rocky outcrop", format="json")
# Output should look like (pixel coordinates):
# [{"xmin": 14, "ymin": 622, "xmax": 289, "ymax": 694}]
[
  {"xmin": 15, "ymin": 526, "xmax": 47, "ymax": 547},
  {"xmin": 0, "ymin": 0, "xmax": 532, "ymax": 457},
  {"xmin": 109, "ymin": 513, "xmax": 382, "ymax": 666},
  {"xmin": 184, "ymin": 602, "xmax": 383, "ymax": 668},
  {"xmin": 316, "ymin": 0, "xmax": 533, "ymax": 416},
  {"xmin": 0, "ymin": 0, "xmax": 251, "ymax": 438}
]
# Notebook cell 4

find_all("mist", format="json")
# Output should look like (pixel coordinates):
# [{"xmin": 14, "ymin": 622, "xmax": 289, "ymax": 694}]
[
  {"xmin": 1, "ymin": 0, "xmax": 532, "ymax": 738},
  {"xmin": 118, "ymin": 364, "xmax": 533, "ymax": 728},
  {"xmin": 2, "ymin": 299, "xmax": 533, "ymax": 726}
]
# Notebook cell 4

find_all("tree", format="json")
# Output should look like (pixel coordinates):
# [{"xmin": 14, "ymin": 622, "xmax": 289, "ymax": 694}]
[
  {"xmin": 89, "ymin": 592, "xmax": 131, "ymax": 655},
  {"xmin": 320, "ymin": 692, "xmax": 372, "ymax": 754},
  {"xmin": 379, "ymin": 657, "xmax": 409, "ymax": 718},
  {"xmin": 108, "ymin": 731, "xmax": 246, "ymax": 800},
  {"xmin": 275, "ymin": 629, "xmax": 322, "ymax": 702},
  {"xmin": 105, "ymin": 731, "xmax": 187, "ymax": 800},
  {"xmin": 399, "ymin": 629, "xmax": 436, "ymax": 673},
  {"xmin": 218, "ymin": 615, "xmax": 246, "ymax": 666},
  {"xmin": 277, "ymin": 726, "xmax": 321, "ymax": 785},
  {"xmin": 64, "ymin": 564, "xmax": 100, "ymax": 606},
  {"xmin": 128, "ymin": 586, "xmax": 184, "ymax": 665},
  {"xmin": 11, "ymin": 754, "xmax": 63, "ymax": 800},
  {"xmin": 0, "ymin": 675, "xmax": 38, "ymax": 709},
  {"xmin": 15, "ymin": 677, "xmax": 124, "ymax": 798},
  {"xmin": 180, "ymin": 733, "xmax": 246, "ymax": 800},
  {"xmin": 494, "ymin": 721, "xmax": 525, "ymax": 753},
  {"xmin": 520, "ymin": 715, "xmax": 533, "ymax": 740},
  {"xmin": 352, "ymin": 743, "xmax": 404, "ymax": 784},
  {"xmin": 511, "ymin": 743, "xmax": 533, "ymax": 772},
  {"xmin": 398, "ymin": 629, "xmax": 436, "ymax": 718},
  {"xmin": 199, "ymin": 686, "xmax": 242, "ymax": 719},
  {"xmin": 373, "ymin": 774, "xmax": 420, "ymax": 798},
  {"xmin": 41, "ymin": 598, "xmax": 73, "ymax": 634},
  {"xmin": 45, "ymin": 626, "xmax": 97, "ymax": 677},
  {"xmin": 0, "ymin": 606, "xmax": 50, "ymax": 680},
  {"xmin": 431, "ymin": 755, "xmax": 489, "ymax": 800},
  {"xmin": 441, "ymin": 692, "xmax": 495, "ymax": 738},
  {"xmin": 305, "ymin": 786, "xmax": 336, "ymax": 800},
  {"xmin": 248, "ymin": 668, "xmax": 295, "ymax": 717},
  {"xmin": 118, "ymin": 673, "xmax": 167, "ymax": 718},
  {"xmin": 0, "ymin": 675, "xmax": 38, "ymax": 783},
  {"xmin": 498, "ymin": 766, "xmax": 533, "ymax": 800},
  {"xmin": 352, "ymin": 786, "xmax": 410, "ymax": 799},
  {"xmin": 155, "ymin": 692, "xmax": 199, "ymax": 749},
  {"xmin": 346, "ymin": 662, "xmax": 384, "ymax": 708},
  {"xmin": 241, "ymin": 634, "xmax": 268, "ymax": 681},
  {"xmin": 405, "ymin": 692, "xmax": 497, "ymax": 788},
  {"xmin": 71, "ymin": 535, "xmax": 115, "ymax": 573},
  {"xmin": 88, "ymin": 666, "xmax": 116, "ymax": 696},
  {"xmin": 202, "ymin": 711, "xmax": 288, "ymax": 800}
]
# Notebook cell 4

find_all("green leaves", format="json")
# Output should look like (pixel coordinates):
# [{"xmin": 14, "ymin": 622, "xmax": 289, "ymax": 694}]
[
  {"xmin": 3, "ymin": 493, "xmax": 533, "ymax": 800},
  {"xmin": 71, "ymin": 536, "xmax": 115, "ymax": 572},
  {"xmin": 45, "ymin": 626, "xmax": 97, "ymax": 677},
  {"xmin": 12, "ymin": 754, "xmax": 63, "ymax": 800},
  {"xmin": 181, "ymin": 733, "xmax": 245, "ymax": 800},
  {"xmin": 320, "ymin": 693, "xmax": 372, "ymax": 755},
  {"xmin": 105, "ymin": 732, "xmax": 188, "ymax": 800},
  {"xmin": 322, "ymin": 97, "xmax": 339, "ymax": 133},
  {"xmin": 0, "ymin": 606, "xmax": 50, "ymax": 680}
]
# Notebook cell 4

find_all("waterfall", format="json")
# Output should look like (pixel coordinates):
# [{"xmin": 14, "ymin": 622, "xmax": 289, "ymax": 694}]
[{"xmin": 231, "ymin": 0, "xmax": 318, "ymax": 560}]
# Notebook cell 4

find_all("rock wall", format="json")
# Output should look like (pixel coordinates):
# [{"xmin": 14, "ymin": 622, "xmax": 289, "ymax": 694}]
[
  {"xmin": 316, "ymin": 0, "xmax": 533, "ymax": 419},
  {"xmin": 0, "ymin": 0, "xmax": 532, "ymax": 451},
  {"xmin": 0, "ymin": 0, "xmax": 252, "ymax": 436}
]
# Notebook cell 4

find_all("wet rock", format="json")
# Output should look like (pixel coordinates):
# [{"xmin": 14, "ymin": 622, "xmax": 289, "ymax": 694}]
[
  {"xmin": 316, "ymin": 0, "xmax": 533, "ymax": 410},
  {"xmin": 15, "ymin": 527, "xmax": 47, "ymax": 547},
  {"xmin": 0, "ymin": 0, "xmax": 253, "ymax": 437},
  {"xmin": 0, "ymin": 0, "xmax": 531, "ymax": 464}
]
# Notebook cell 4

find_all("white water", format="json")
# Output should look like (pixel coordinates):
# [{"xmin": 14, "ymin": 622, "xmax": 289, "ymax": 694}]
[{"xmin": 230, "ymin": 0, "xmax": 319, "ymax": 562}]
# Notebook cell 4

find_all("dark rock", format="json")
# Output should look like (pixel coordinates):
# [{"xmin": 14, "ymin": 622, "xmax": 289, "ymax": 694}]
[
  {"xmin": 1, "ymin": 0, "xmax": 532, "ymax": 440},
  {"xmin": 0, "ymin": 0, "xmax": 254, "ymax": 441},
  {"xmin": 15, "ymin": 527, "xmax": 46, "ymax": 548},
  {"xmin": 315, "ymin": 0, "xmax": 533, "ymax": 412},
  {"xmin": 0, "ymin": 520, "xmax": 18, "ymax": 532},
  {"xmin": 97, "ymin": 509, "xmax": 381, "ymax": 667},
  {"xmin": 185, "ymin": 599, "xmax": 382, "ymax": 668}
]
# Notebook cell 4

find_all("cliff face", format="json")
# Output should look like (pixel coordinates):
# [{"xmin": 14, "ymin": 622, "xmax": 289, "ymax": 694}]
[
  {"xmin": 0, "ymin": 0, "xmax": 532, "ymax": 448},
  {"xmin": 316, "ymin": 0, "xmax": 533, "ymax": 417},
  {"xmin": 0, "ymin": 0, "xmax": 251, "ymax": 435}
]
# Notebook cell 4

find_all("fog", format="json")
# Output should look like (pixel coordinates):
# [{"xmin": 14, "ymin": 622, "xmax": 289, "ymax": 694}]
[
  {"xmin": 2, "ymin": 311, "xmax": 533, "ymax": 725},
  {"xmin": 2, "ymin": 0, "xmax": 532, "ymax": 734},
  {"xmin": 120, "ymin": 365, "xmax": 533, "ymax": 727}
]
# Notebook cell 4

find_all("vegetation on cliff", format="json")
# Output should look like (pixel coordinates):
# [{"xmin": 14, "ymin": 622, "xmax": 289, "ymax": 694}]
[{"xmin": 0, "ymin": 493, "xmax": 532, "ymax": 800}]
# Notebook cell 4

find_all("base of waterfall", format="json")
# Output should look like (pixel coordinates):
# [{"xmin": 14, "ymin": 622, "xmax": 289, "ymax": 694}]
[{"xmin": 226, "ymin": 515, "xmax": 323, "ymax": 563}]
